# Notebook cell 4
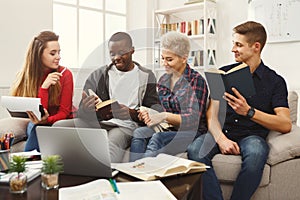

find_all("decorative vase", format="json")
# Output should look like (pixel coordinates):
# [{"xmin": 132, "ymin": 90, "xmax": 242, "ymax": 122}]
[
  {"xmin": 9, "ymin": 173, "xmax": 27, "ymax": 194},
  {"xmin": 41, "ymin": 172, "xmax": 59, "ymax": 190}
]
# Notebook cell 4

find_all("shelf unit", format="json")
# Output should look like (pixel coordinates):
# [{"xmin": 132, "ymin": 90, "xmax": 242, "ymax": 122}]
[{"xmin": 153, "ymin": 0, "xmax": 217, "ymax": 78}]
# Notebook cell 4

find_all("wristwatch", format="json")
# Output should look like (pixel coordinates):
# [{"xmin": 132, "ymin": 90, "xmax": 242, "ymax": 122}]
[{"xmin": 246, "ymin": 107, "xmax": 255, "ymax": 119}]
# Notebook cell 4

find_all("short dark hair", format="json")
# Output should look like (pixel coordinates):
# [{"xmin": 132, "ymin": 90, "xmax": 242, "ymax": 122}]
[
  {"xmin": 233, "ymin": 21, "xmax": 267, "ymax": 51},
  {"xmin": 108, "ymin": 32, "xmax": 133, "ymax": 47}
]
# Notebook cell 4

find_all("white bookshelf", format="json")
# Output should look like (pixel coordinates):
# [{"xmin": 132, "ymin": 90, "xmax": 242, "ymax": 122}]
[{"xmin": 153, "ymin": 0, "xmax": 217, "ymax": 78}]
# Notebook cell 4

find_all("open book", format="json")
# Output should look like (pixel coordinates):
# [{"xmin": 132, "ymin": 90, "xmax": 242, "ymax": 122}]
[
  {"xmin": 204, "ymin": 63, "xmax": 256, "ymax": 100},
  {"xmin": 88, "ymin": 89, "xmax": 121, "ymax": 120},
  {"xmin": 139, "ymin": 106, "xmax": 174, "ymax": 133},
  {"xmin": 59, "ymin": 179, "xmax": 177, "ymax": 200},
  {"xmin": 0, "ymin": 96, "xmax": 45, "ymax": 120},
  {"xmin": 112, "ymin": 153, "xmax": 208, "ymax": 181},
  {"xmin": 59, "ymin": 179, "xmax": 117, "ymax": 200}
]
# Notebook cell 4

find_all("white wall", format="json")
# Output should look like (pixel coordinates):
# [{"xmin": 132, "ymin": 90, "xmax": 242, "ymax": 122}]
[
  {"xmin": 127, "ymin": 0, "xmax": 156, "ymax": 69},
  {"xmin": 1, "ymin": 0, "xmax": 300, "ymax": 91},
  {"xmin": 0, "ymin": 0, "xmax": 52, "ymax": 88}
]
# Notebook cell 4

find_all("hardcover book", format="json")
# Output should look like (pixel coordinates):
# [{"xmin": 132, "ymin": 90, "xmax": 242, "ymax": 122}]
[
  {"xmin": 88, "ymin": 89, "xmax": 121, "ymax": 121},
  {"xmin": 204, "ymin": 63, "xmax": 256, "ymax": 100},
  {"xmin": 0, "ymin": 96, "xmax": 45, "ymax": 120}
]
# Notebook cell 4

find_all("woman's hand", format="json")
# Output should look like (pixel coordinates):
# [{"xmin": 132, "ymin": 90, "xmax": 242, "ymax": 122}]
[
  {"xmin": 146, "ymin": 112, "xmax": 167, "ymax": 127},
  {"xmin": 41, "ymin": 72, "xmax": 62, "ymax": 89},
  {"xmin": 27, "ymin": 108, "xmax": 49, "ymax": 125}
]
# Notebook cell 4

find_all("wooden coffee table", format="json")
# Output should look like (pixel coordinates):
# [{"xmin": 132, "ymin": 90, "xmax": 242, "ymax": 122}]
[{"xmin": 0, "ymin": 172, "xmax": 202, "ymax": 200}]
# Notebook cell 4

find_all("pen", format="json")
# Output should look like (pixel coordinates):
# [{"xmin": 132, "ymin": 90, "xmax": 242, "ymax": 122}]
[
  {"xmin": 109, "ymin": 178, "xmax": 116, "ymax": 192},
  {"xmin": 112, "ymin": 179, "xmax": 120, "ymax": 194},
  {"xmin": 60, "ymin": 67, "xmax": 67, "ymax": 75}
]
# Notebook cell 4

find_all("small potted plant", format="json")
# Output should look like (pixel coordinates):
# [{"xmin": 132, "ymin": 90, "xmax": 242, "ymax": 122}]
[
  {"xmin": 41, "ymin": 155, "xmax": 63, "ymax": 190},
  {"xmin": 9, "ymin": 155, "xmax": 27, "ymax": 193}
]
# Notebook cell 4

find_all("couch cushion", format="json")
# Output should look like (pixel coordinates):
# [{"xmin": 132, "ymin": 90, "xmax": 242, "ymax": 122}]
[
  {"xmin": 288, "ymin": 91, "xmax": 298, "ymax": 124},
  {"xmin": 267, "ymin": 124, "xmax": 300, "ymax": 165},
  {"xmin": 0, "ymin": 118, "xmax": 29, "ymax": 144},
  {"xmin": 212, "ymin": 154, "xmax": 270, "ymax": 187}
]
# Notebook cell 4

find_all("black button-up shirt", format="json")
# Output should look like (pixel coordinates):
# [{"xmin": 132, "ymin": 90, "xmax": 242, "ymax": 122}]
[{"xmin": 221, "ymin": 61, "xmax": 289, "ymax": 142}]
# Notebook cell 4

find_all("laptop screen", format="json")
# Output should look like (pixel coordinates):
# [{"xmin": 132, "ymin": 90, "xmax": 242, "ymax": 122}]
[{"xmin": 37, "ymin": 126, "xmax": 112, "ymax": 178}]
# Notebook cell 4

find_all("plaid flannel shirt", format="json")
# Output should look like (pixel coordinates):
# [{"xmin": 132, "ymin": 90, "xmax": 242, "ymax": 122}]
[{"xmin": 157, "ymin": 65, "xmax": 208, "ymax": 133}]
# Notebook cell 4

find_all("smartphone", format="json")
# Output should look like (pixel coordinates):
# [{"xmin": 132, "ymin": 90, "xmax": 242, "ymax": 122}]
[{"xmin": 39, "ymin": 104, "xmax": 45, "ymax": 117}]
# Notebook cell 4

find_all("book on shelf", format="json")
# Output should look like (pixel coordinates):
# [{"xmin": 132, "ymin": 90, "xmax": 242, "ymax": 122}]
[
  {"xmin": 88, "ymin": 89, "xmax": 121, "ymax": 121},
  {"xmin": 204, "ymin": 62, "xmax": 256, "ymax": 100},
  {"xmin": 59, "ymin": 179, "xmax": 177, "ymax": 200},
  {"xmin": 112, "ymin": 153, "xmax": 208, "ymax": 181},
  {"xmin": 188, "ymin": 50, "xmax": 204, "ymax": 67},
  {"xmin": 159, "ymin": 19, "xmax": 205, "ymax": 36},
  {"xmin": 0, "ymin": 96, "xmax": 45, "ymax": 120}
]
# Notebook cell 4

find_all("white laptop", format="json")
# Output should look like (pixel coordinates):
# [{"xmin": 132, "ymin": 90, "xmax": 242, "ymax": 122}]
[{"xmin": 36, "ymin": 126, "xmax": 112, "ymax": 178}]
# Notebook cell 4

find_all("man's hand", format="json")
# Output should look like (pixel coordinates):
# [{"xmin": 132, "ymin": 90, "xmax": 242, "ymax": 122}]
[
  {"xmin": 81, "ymin": 91, "xmax": 97, "ymax": 112},
  {"xmin": 138, "ymin": 109, "xmax": 150, "ymax": 123},
  {"xmin": 27, "ymin": 109, "xmax": 50, "ymax": 125},
  {"xmin": 217, "ymin": 136, "xmax": 240, "ymax": 155},
  {"xmin": 112, "ymin": 104, "xmax": 138, "ymax": 121},
  {"xmin": 223, "ymin": 87, "xmax": 251, "ymax": 116}
]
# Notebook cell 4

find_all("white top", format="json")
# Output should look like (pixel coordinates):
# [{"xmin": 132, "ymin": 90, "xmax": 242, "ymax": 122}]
[{"xmin": 105, "ymin": 64, "xmax": 140, "ymax": 130}]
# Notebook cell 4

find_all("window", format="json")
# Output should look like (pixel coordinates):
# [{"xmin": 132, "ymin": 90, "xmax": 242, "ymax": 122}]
[{"xmin": 53, "ymin": 0, "xmax": 127, "ymax": 70}]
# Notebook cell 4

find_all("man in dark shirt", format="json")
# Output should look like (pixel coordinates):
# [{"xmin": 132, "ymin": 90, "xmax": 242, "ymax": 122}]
[{"xmin": 187, "ymin": 21, "xmax": 292, "ymax": 200}]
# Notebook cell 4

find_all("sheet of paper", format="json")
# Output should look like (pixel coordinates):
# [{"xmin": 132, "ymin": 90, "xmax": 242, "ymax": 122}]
[
  {"xmin": 0, "ymin": 96, "xmax": 42, "ymax": 120},
  {"xmin": 10, "ymin": 150, "xmax": 41, "ymax": 157},
  {"xmin": 117, "ymin": 180, "xmax": 177, "ymax": 200}
]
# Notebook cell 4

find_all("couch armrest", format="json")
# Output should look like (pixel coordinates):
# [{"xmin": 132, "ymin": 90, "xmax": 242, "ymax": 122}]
[
  {"xmin": 267, "ymin": 124, "xmax": 300, "ymax": 165},
  {"xmin": 0, "ymin": 117, "xmax": 30, "ymax": 144}
]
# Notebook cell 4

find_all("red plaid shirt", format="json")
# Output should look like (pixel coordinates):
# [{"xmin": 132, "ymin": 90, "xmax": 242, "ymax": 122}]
[{"xmin": 157, "ymin": 65, "xmax": 208, "ymax": 133}]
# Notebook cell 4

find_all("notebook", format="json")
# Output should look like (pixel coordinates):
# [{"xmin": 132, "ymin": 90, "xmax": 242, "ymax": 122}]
[
  {"xmin": 36, "ymin": 126, "xmax": 113, "ymax": 178},
  {"xmin": 1, "ymin": 96, "xmax": 45, "ymax": 120}
]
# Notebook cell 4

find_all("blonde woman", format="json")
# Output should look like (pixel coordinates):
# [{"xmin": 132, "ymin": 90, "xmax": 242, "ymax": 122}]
[{"xmin": 130, "ymin": 31, "xmax": 208, "ymax": 161}]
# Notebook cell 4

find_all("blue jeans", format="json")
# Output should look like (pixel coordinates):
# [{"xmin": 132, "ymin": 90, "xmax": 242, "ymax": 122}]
[
  {"xmin": 130, "ymin": 127, "xmax": 155, "ymax": 162},
  {"xmin": 187, "ymin": 133, "xmax": 269, "ymax": 200},
  {"xmin": 130, "ymin": 126, "xmax": 198, "ymax": 162},
  {"xmin": 24, "ymin": 122, "xmax": 40, "ymax": 152}
]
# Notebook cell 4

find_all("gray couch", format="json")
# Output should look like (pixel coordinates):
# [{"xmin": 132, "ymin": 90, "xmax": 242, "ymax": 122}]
[
  {"xmin": 212, "ymin": 91, "xmax": 300, "ymax": 200},
  {"xmin": 1, "ymin": 88, "xmax": 300, "ymax": 200}
]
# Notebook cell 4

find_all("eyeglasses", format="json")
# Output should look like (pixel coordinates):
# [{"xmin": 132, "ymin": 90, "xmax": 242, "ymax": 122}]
[{"xmin": 110, "ymin": 49, "xmax": 132, "ymax": 58}]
